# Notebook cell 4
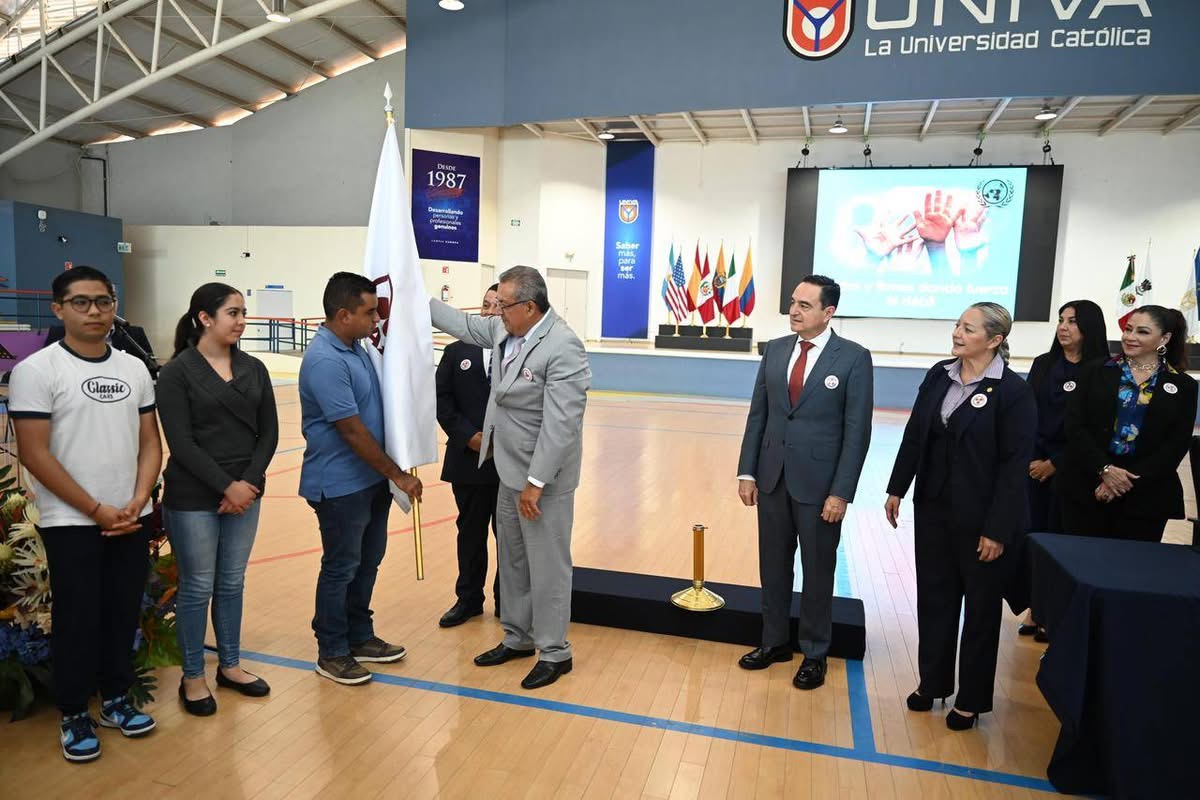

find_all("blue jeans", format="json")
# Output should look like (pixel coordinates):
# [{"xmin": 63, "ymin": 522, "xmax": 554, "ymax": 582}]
[
  {"xmin": 308, "ymin": 481, "xmax": 391, "ymax": 658},
  {"xmin": 166, "ymin": 504, "xmax": 261, "ymax": 679}
]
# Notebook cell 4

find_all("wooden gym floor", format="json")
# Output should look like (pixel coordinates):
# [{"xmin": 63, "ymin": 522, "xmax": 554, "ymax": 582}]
[{"xmin": 3, "ymin": 385, "xmax": 1192, "ymax": 798}]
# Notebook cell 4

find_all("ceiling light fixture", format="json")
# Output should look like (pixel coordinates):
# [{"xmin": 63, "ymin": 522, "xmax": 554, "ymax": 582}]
[
  {"xmin": 829, "ymin": 118, "xmax": 848, "ymax": 134},
  {"xmin": 597, "ymin": 130, "xmax": 615, "ymax": 140},
  {"xmin": 1034, "ymin": 104, "xmax": 1057, "ymax": 121},
  {"xmin": 439, "ymin": 0, "xmax": 465, "ymax": 10},
  {"xmin": 266, "ymin": 0, "xmax": 290, "ymax": 23}
]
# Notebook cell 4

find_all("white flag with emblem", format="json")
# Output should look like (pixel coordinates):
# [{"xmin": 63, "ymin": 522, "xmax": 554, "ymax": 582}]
[{"xmin": 361, "ymin": 83, "xmax": 437, "ymax": 511}]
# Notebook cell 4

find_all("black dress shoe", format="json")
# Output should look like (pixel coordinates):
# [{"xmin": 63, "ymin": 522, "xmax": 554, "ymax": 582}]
[
  {"xmin": 1034, "ymin": 626, "xmax": 1049, "ymax": 644},
  {"xmin": 905, "ymin": 690, "xmax": 946, "ymax": 711},
  {"xmin": 792, "ymin": 657, "xmax": 826, "ymax": 690},
  {"xmin": 521, "ymin": 658, "xmax": 572, "ymax": 690},
  {"xmin": 738, "ymin": 645, "xmax": 794, "ymax": 671},
  {"xmin": 178, "ymin": 681, "xmax": 216, "ymax": 716},
  {"xmin": 946, "ymin": 708, "xmax": 978, "ymax": 731},
  {"xmin": 439, "ymin": 602, "xmax": 484, "ymax": 628},
  {"xmin": 216, "ymin": 669, "xmax": 270, "ymax": 697},
  {"xmin": 474, "ymin": 643, "xmax": 536, "ymax": 667}
]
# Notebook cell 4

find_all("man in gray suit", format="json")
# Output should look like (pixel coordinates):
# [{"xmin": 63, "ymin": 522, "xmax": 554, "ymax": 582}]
[
  {"xmin": 429, "ymin": 266, "xmax": 591, "ymax": 690},
  {"xmin": 736, "ymin": 275, "xmax": 873, "ymax": 690}
]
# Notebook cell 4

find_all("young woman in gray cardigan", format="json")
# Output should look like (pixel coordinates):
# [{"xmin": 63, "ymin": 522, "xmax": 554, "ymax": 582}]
[{"xmin": 156, "ymin": 283, "xmax": 279, "ymax": 716}]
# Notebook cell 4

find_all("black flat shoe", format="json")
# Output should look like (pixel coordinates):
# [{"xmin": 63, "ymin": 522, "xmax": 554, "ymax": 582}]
[
  {"xmin": 1017, "ymin": 623, "xmax": 1038, "ymax": 636},
  {"xmin": 1034, "ymin": 626, "xmax": 1049, "ymax": 644},
  {"xmin": 906, "ymin": 691, "xmax": 946, "ymax": 711},
  {"xmin": 946, "ymin": 708, "xmax": 978, "ymax": 731},
  {"xmin": 474, "ymin": 643, "xmax": 536, "ymax": 667},
  {"xmin": 520, "ymin": 658, "xmax": 572, "ymax": 690},
  {"xmin": 439, "ymin": 602, "xmax": 484, "ymax": 628},
  {"xmin": 216, "ymin": 669, "xmax": 270, "ymax": 697},
  {"xmin": 178, "ymin": 681, "xmax": 216, "ymax": 716},
  {"xmin": 738, "ymin": 645, "xmax": 794, "ymax": 670},
  {"xmin": 792, "ymin": 657, "xmax": 826, "ymax": 690}
]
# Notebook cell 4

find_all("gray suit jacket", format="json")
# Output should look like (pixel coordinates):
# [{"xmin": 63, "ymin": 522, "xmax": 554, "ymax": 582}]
[
  {"xmin": 429, "ymin": 299, "xmax": 591, "ymax": 494},
  {"xmin": 737, "ymin": 331, "xmax": 873, "ymax": 504}
]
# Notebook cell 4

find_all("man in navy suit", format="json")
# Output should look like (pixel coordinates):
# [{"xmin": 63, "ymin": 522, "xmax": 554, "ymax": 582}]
[
  {"xmin": 435, "ymin": 284, "xmax": 502, "ymax": 627},
  {"xmin": 736, "ymin": 276, "xmax": 874, "ymax": 690}
]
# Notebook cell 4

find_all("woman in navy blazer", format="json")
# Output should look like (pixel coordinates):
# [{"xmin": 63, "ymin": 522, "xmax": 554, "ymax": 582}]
[
  {"xmin": 1056, "ymin": 305, "xmax": 1197, "ymax": 542},
  {"xmin": 885, "ymin": 302, "xmax": 1036, "ymax": 731}
]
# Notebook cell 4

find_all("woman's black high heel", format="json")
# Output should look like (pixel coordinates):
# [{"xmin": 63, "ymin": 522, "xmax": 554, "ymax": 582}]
[
  {"xmin": 946, "ymin": 708, "xmax": 978, "ymax": 731},
  {"xmin": 906, "ymin": 691, "xmax": 945, "ymax": 712}
]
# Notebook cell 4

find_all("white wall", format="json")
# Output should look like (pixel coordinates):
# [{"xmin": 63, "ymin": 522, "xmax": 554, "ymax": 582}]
[
  {"xmin": 495, "ymin": 129, "xmax": 1200, "ymax": 356},
  {"xmin": 496, "ymin": 132, "xmax": 606, "ymax": 338}
]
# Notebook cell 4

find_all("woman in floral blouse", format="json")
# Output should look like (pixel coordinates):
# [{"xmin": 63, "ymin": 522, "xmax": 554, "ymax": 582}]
[{"xmin": 1057, "ymin": 305, "xmax": 1197, "ymax": 542}]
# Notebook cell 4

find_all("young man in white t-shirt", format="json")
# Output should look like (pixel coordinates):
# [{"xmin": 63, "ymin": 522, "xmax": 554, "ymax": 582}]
[{"xmin": 10, "ymin": 266, "xmax": 163, "ymax": 763}]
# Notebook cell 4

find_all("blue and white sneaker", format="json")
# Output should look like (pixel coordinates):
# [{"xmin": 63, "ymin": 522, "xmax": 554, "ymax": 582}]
[
  {"xmin": 60, "ymin": 713, "xmax": 100, "ymax": 762},
  {"xmin": 98, "ymin": 695, "xmax": 156, "ymax": 737}
]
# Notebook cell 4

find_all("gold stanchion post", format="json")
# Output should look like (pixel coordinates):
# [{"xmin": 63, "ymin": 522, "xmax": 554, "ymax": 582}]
[
  {"xmin": 671, "ymin": 524, "xmax": 725, "ymax": 611},
  {"xmin": 411, "ymin": 467, "xmax": 424, "ymax": 580}
]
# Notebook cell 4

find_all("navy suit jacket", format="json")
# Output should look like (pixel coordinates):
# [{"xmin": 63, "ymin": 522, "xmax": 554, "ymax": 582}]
[
  {"xmin": 1056, "ymin": 358, "xmax": 1198, "ymax": 519},
  {"xmin": 737, "ymin": 330, "xmax": 874, "ymax": 504},
  {"xmin": 886, "ymin": 359, "xmax": 1036, "ymax": 546},
  {"xmin": 435, "ymin": 340, "xmax": 499, "ymax": 486}
]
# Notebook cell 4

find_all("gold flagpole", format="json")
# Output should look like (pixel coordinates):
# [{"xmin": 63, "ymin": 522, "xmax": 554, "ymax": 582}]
[
  {"xmin": 410, "ymin": 467, "xmax": 424, "ymax": 581},
  {"xmin": 383, "ymin": 82, "xmax": 425, "ymax": 581}
]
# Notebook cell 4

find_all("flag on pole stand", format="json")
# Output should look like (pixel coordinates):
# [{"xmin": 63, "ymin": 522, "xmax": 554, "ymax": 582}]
[
  {"xmin": 1183, "ymin": 247, "xmax": 1200, "ymax": 342},
  {"xmin": 362, "ymin": 83, "xmax": 438, "ymax": 577}
]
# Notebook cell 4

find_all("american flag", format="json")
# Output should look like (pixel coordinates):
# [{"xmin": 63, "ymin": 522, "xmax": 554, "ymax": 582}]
[{"xmin": 662, "ymin": 244, "xmax": 690, "ymax": 322}]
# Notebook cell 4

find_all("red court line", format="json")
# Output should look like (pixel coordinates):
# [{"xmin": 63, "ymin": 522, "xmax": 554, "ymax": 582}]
[{"xmin": 247, "ymin": 512, "xmax": 458, "ymax": 566}]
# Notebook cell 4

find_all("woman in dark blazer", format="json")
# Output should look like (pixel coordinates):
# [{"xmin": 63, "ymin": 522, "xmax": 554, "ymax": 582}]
[
  {"xmin": 157, "ymin": 283, "xmax": 279, "ymax": 716},
  {"xmin": 884, "ymin": 302, "xmax": 1036, "ymax": 731},
  {"xmin": 1018, "ymin": 300, "xmax": 1109, "ymax": 638},
  {"xmin": 1056, "ymin": 305, "xmax": 1197, "ymax": 543}
]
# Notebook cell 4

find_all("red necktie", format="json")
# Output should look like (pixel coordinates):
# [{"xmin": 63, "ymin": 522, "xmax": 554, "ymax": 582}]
[{"xmin": 788, "ymin": 340, "xmax": 815, "ymax": 406}]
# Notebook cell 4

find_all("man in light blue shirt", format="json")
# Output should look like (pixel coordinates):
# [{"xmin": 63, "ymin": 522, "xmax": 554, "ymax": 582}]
[{"xmin": 299, "ymin": 272, "xmax": 422, "ymax": 686}]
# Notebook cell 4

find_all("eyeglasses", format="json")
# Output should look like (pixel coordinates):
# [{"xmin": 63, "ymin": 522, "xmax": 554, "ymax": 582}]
[
  {"xmin": 496, "ymin": 299, "xmax": 530, "ymax": 315},
  {"xmin": 61, "ymin": 295, "xmax": 115, "ymax": 312}
]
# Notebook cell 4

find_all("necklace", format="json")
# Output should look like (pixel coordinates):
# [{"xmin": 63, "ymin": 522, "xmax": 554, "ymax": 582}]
[{"xmin": 1129, "ymin": 359, "xmax": 1158, "ymax": 372}]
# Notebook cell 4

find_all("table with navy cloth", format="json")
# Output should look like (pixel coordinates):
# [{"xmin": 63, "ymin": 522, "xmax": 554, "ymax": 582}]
[{"xmin": 1028, "ymin": 532, "xmax": 1200, "ymax": 798}]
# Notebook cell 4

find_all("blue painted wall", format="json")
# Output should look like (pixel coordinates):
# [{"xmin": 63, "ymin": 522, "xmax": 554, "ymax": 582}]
[
  {"xmin": 408, "ymin": 0, "xmax": 1200, "ymax": 128},
  {"xmin": 0, "ymin": 201, "xmax": 125, "ymax": 327}
]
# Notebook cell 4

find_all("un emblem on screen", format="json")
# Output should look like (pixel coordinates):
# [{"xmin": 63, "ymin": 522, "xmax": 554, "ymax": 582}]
[
  {"xmin": 976, "ymin": 179, "xmax": 1015, "ymax": 209},
  {"xmin": 618, "ymin": 200, "xmax": 639, "ymax": 224},
  {"xmin": 783, "ymin": 0, "xmax": 854, "ymax": 60}
]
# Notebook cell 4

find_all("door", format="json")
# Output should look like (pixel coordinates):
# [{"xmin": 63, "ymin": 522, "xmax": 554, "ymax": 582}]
[{"xmin": 545, "ymin": 268, "xmax": 588, "ymax": 338}]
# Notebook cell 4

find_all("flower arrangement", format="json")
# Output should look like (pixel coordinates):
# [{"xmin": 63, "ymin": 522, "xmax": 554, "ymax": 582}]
[{"xmin": 0, "ymin": 468, "xmax": 181, "ymax": 720}]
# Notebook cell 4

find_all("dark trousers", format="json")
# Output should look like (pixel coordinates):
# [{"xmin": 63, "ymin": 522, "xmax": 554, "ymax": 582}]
[
  {"xmin": 40, "ymin": 521, "xmax": 151, "ymax": 715},
  {"xmin": 913, "ymin": 502, "xmax": 1010, "ymax": 713},
  {"xmin": 308, "ymin": 481, "xmax": 391, "ymax": 659},
  {"xmin": 451, "ymin": 482, "xmax": 499, "ymax": 610},
  {"xmin": 756, "ymin": 481, "xmax": 841, "ymax": 659},
  {"xmin": 1059, "ymin": 494, "xmax": 1168, "ymax": 543},
  {"xmin": 1028, "ymin": 476, "xmax": 1063, "ymax": 534}
]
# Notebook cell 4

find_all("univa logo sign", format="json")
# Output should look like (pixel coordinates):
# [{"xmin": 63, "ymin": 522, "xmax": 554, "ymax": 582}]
[{"xmin": 784, "ymin": 0, "xmax": 1153, "ymax": 60}]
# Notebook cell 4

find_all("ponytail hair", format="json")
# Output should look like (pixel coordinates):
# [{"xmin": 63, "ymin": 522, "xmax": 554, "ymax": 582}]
[
  {"xmin": 173, "ymin": 282, "xmax": 241, "ymax": 358},
  {"xmin": 1131, "ymin": 304, "xmax": 1190, "ymax": 372},
  {"xmin": 969, "ymin": 301, "xmax": 1013, "ymax": 364}
]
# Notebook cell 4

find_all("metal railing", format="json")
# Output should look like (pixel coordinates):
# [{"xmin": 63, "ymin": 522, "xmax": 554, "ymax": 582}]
[
  {"xmin": 242, "ymin": 309, "xmax": 482, "ymax": 356},
  {"xmin": 0, "ymin": 288, "xmax": 55, "ymax": 330}
]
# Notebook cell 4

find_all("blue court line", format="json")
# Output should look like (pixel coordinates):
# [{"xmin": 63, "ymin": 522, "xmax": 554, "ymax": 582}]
[{"xmin": 239, "ymin": 649, "xmax": 1054, "ymax": 793}]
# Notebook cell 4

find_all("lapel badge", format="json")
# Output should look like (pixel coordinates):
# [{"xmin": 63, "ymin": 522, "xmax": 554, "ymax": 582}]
[
  {"xmin": 1063, "ymin": 380, "xmax": 1076, "ymax": 392},
  {"xmin": 1164, "ymin": 382, "xmax": 1178, "ymax": 395},
  {"xmin": 824, "ymin": 375, "xmax": 839, "ymax": 390},
  {"xmin": 522, "ymin": 367, "xmax": 534, "ymax": 382},
  {"xmin": 459, "ymin": 359, "xmax": 472, "ymax": 371},
  {"xmin": 971, "ymin": 393, "xmax": 988, "ymax": 408}
]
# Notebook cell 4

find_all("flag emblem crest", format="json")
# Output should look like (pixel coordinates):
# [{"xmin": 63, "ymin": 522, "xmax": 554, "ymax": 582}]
[
  {"xmin": 368, "ymin": 274, "xmax": 393, "ymax": 353},
  {"xmin": 784, "ymin": 0, "xmax": 853, "ymax": 60},
  {"xmin": 618, "ymin": 200, "xmax": 639, "ymax": 224}
]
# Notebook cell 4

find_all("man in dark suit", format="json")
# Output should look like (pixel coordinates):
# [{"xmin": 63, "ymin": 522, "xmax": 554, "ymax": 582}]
[
  {"xmin": 736, "ymin": 275, "xmax": 873, "ymax": 690},
  {"xmin": 44, "ymin": 321, "xmax": 158, "ymax": 378},
  {"xmin": 435, "ymin": 284, "xmax": 502, "ymax": 627}
]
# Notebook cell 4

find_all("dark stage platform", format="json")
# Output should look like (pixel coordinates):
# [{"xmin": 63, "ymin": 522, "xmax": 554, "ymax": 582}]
[{"xmin": 571, "ymin": 567, "xmax": 866, "ymax": 660}]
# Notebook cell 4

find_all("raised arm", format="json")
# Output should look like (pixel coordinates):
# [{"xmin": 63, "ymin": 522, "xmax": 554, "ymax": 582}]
[{"xmin": 429, "ymin": 297, "xmax": 502, "ymax": 349}]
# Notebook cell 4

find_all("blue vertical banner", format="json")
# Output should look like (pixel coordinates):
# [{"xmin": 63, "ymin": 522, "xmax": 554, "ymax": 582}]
[
  {"xmin": 601, "ymin": 141, "xmax": 655, "ymax": 339},
  {"xmin": 410, "ymin": 148, "xmax": 480, "ymax": 262}
]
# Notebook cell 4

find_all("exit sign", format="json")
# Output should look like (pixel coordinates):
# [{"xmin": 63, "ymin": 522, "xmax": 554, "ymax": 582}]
[
  {"xmin": 215, "ymin": 269, "xmax": 227, "ymax": 277},
  {"xmin": 116, "ymin": 241, "xmax": 132, "ymax": 254}
]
